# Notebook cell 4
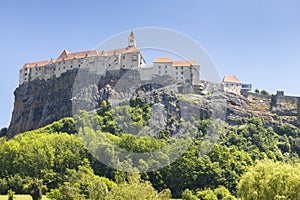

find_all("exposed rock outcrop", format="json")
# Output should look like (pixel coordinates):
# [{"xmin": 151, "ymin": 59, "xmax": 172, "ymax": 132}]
[
  {"xmin": 7, "ymin": 69, "xmax": 100, "ymax": 137},
  {"xmin": 7, "ymin": 70, "xmax": 77, "ymax": 137},
  {"xmin": 7, "ymin": 69, "xmax": 300, "ymax": 138}
]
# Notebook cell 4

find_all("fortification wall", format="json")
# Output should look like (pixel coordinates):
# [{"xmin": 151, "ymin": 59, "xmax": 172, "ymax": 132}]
[
  {"xmin": 241, "ymin": 91, "xmax": 300, "ymax": 118},
  {"xmin": 241, "ymin": 91, "xmax": 272, "ymax": 112}
]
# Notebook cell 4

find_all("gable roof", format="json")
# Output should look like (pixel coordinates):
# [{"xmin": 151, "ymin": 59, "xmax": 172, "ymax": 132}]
[
  {"xmin": 22, "ymin": 60, "xmax": 53, "ymax": 69},
  {"xmin": 172, "ymin": 60, "xmax": 198, "ymax": 67},
  {"xmin": 153, "ymin": 57, "xmax": 172, "ymax": 63},
  {"xmin": 21, "ymin": 47, "xmax": 141, "ymax": 70},
  {"xmin": 223, "ymin": 75, "xmax": 241, "ymax": 84},
  {"xmin": 153, "ymin": 57, "xmax": 199, "ymax": 67}
]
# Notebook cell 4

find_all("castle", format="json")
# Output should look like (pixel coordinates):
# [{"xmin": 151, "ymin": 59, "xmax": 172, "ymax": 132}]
[
  {"xmin": 19, "ymin": 31, "xmax": 200, "ymax": 86},
  {"xmin": 10, "ymin": 32, "xmax": 300, "ymax": 137}
]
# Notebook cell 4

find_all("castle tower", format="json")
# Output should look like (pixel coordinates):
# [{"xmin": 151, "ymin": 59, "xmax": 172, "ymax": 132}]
[{"xmin": 128, "ymin": 30, "xmax": 136, "ymax": 48}]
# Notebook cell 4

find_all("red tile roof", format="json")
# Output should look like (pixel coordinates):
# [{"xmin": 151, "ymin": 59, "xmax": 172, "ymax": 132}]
[
  {"xmin": 21, "ymin": 60, "xmax": 53, "ymax": 70},
  {"xmin": 21, "ymin": 47, "xmax": 141, "ymax": 70},
  {"xmin": 172, "ymin": 60, "xmax": 198, "ymax": 67},
  {"xmin": 223, "ymin": 75, "xmax": 241, "ymax": 84},
  {"xmin": 153, "ymin": 57, "xmax": 172, "ymax": 63},
  {"xmin": 154, "ymin": 57, "xmax": 198, "ymax": 67}
]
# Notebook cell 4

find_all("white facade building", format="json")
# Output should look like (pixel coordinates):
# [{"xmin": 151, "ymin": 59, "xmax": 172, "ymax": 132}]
[
  {"xmin": 222, "ymin": 75, "xmax": 242, "ymax": 94},
  {"xmin": 19, "ymin": 32, "xmax": 200, "ymax": 86}
]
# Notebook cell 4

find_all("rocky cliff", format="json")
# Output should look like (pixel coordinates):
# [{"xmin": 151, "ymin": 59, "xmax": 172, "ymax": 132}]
[
  {"xmin": 7, "ymin": 70, "xmax": 76, "ymax": 137},
  {"xmin": 7, "ymin": 69, "xmax": 300, "ymax": 137},
  {"xmin": 7, "ymin": 68, "xmax": 131, "ymax": 137}
]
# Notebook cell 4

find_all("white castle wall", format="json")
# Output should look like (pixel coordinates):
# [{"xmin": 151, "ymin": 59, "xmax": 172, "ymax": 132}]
[
  {"xmin": 18, "ymin": 32, "xmax": 198, "ymax": 86},
  {"xmin": 19, "ymin": 50, "xmax": 146, "ymax": 85}
]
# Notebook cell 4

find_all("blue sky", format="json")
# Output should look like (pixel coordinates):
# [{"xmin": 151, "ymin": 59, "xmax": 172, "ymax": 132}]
[{"xmin": 1, "ymin": 0, "xmax": 299, "ymax": 128}]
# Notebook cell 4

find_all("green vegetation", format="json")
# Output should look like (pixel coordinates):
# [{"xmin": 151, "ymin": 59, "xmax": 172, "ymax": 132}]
[
  {"xmin": 238, "ymin": 160, "xmax": 300, "ymax": 200},
  {"xmin": 1, "ymin": 97, "xmax": 300, "ymax": 199},
  {"xmin": 260, "ymin": 89, "xmax": 270, "ymax": 96},
  {"xmin": 254, "ymin": 88, "xmax": 271, "ymax": 96},
  {"xmin": 0, "ymin": 195, "xmax": 49, "ymax": 200}
]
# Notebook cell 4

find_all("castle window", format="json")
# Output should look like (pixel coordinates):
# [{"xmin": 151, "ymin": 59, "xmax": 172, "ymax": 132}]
[
  {"xmin": 70, "ymin": 66, "xmax": 73, "ymax": 68},
  {"xmin": 24, "ymin": 73, "xmax": 27, "ymax": 76},
  {"xmin": 123, "ymin": 65, "xmax": 125, "ymax": 68},
  {"xmin": 165, "ymin": 70, "xmax": 167, "ymax": 74},
  {"xmin": 165, "ymin": 65, "xmax": 167, "ymax": 69},
  {"xmin": 176, "ymin": 72, "xmax": 178, "ymax": 75},
  {"xmin": 53, "ymin": 68, "xmax": 56, "ymax": 70},
  {"xmin": 181, "ymin": 71, "xmax": 183, "ymax": 75},
  {"xmin": 176, "ymin": 67, "xmax": 178, "ymax": 70},
  {"xmin": 132, "ymin": 55, "xmax": 137, "ymax": 61},
  {"xmin": 78, "ymin": 59, "xmax": 81, "ymax": 63},
  {"xmin": 58, "ymin": 62, "xmax": 61, "ymax": 65},
  {"xmin": 58, "ymin": 68, "xmax": 60, "ymax": 70},
  {"xmin": 158, "ymin": 71, "xmax": 161, "ymax": 74},
  {"xmin": 181, "ymin": 66, "xmax": 183, "ymax": 70},
  {"xmin": 158, "ymin": 65, "xmax": 161, "ymax": 69},
  {"xmin": 71, "ymin": 60, "xmax": 73, "ymax": 64},
  {"xmin": 63, "ymin": 61, "xmax": 65, "ymax": 64},
  {"xmin": 123, "ymin": 55, "xmax": 125, "ymax": 60}
]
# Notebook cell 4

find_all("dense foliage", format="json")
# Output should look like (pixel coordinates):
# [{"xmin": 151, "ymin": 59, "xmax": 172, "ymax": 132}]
[{"xmin": 0, "ymin": 97, "xmax": 300, "ymax": 199}]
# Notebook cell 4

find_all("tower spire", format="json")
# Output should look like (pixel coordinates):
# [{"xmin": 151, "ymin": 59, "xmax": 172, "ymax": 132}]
[{"xmin": 128, "ymin": 30, "xmax": 136, "ymax": 47}]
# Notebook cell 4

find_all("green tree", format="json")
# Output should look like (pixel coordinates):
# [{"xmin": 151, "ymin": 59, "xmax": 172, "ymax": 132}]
[
  {"xmin": 23, "ymin": 178, "xmax": 47, "ymax": 200},
  {"xmin": 182, "ymin": 189, "xmax": 198, "ymax": 200},
  {"xmin": 104, "ymin": 173, "xmax": 169, "ymax": 200},
  {"xmin": 237, "ymin": 160, "xmax": 300, "ymax": 200},
  {"xmin": 260, "ymin": 89, "xmax": 270, "ymax": 95},
  {"xmin": 7, "ymin": 189, "xmax": 15, "ymax": 200},
  {"xmin": 0, "ymin": 178, "xmax": 8, "ymax": 194},
  {"xmin": 0, "ymin": 132, "xmax": 88, "ymax": 194},
  {"xmin": 47, "ymin": 159, "xmax": 115, "ymax": 200}
]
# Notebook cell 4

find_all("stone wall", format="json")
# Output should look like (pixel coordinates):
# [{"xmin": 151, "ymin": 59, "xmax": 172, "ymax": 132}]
[{"xmin": 241, "ymin": 91, "xmax": 272, "ymax": 112}]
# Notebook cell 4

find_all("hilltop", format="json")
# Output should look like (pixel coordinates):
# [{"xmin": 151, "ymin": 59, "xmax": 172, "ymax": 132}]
[{"xmin": 7, "ymin": 66, "xmax": 300, "ymax": 138}]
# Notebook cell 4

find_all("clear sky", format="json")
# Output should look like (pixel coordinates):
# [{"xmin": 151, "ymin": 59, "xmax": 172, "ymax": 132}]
[{"xmin": 1, "ymin": 0, "xmax": 299, "ymax": 128}]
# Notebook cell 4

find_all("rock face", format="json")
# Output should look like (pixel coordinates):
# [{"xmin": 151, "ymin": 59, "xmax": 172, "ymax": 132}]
[
  {"xmin": 7, "ymin": 69, "xmax": 300, "ymax": 137},
  {"xmin": 7, "ymin": 68, "xmax": 133, "ymax": 137},
  {"xmin": 7, "ymin": 69, "xmax": 100, "ymax": 138},
  {"xmin": 7, "ymin": 70, "xmax": 77, "ymax": 137}
]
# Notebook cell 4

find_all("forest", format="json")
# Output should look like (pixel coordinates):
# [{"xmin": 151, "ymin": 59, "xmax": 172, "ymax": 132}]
[{"xmin": 0, "ymin": 97, "xmax": 300, "ymax": 200}]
